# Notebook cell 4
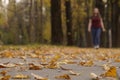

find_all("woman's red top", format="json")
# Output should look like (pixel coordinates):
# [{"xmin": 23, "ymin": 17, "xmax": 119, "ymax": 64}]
[{"xmin": 91, "ymin": 15, "xmax": 101, "ymax": 28}]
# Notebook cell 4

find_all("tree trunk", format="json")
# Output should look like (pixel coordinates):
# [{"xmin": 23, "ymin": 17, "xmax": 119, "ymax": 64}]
[
  {"xmin": 51, "ymin": 0, "xmax": 63, "ymax": 44},
  {"xmin": 34, "ymin": 0, "xmax": 43, "ymax": 43},
  {"xmin": 29, "ymin": 0, "xmax": 36, "ymax": 43},
  {"xmin": 65, "ymin": 0, "xmax": 73, "ymax": 45},
  {"xmin": 86, "ymin": 0, "xmax": 94, "ymax": 47},
  {"xmin": 112, "ymin": 0, "xmax": 120, "ymax": 47}
]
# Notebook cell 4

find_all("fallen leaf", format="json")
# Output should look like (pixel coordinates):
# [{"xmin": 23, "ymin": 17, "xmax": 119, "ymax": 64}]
[
  {"xmin": 0, "ymin": 63, "xmax": 16, "ymax": 68},
  {"xmin": 101, "ymin": 66, "xmax": 117, "ymax": 78},
  {"xmin": 0, "ymin": 75, "xmax": 11, "ymax": 80},
  {"xmin": 2, "ymin": 51, "xmax": 14, "ymax": 58},
  {"xmin": 55, "ymin": 74, "xmax": 71, "ymax": 80},
  {"xmin": 29, "ymin": 54, "xmax": 38, "ymax": 58},
  {"xmin": 31, "ymin": 73, "xmax": 48, "ymax": 80},
  {"xmin": 64, "ymin": 60, "xmax": 77, "ymax": 64},
  {"xmin": 69, "ymin": 70, "xmax": 80, "ymax": 76},
  {"xmin": 114, "ymin": 58, "xmax": 120, "ymax": 62},
  {"xmin": 12, "ymin": 74, "xmax": 30, "ymax": 79},
  {"xmin": 46, "ymin": 54, "xmax": 61, "ymax": 69},
  {"xmin": 0, "ymin": 70, "xmax": 7, "ymax": 76},
  {"xmin": 102, "ymin": 64, "xmax": 110, "ymax": 71},
  {"xmin": 60, "ymin": 66, "xmax": 72, "ymax": 70},
  {"xmin": 90, "ymin": 73, "xmax": 99, "ymax": 80},
  {"xmin": 29, "ymin": 63, "xmax": 43, "ymax": 70},
  {"xmin": 0, "ymin": 64, "xmax": 6, "ymax": 68},
  {"xmin": 47, "ymin": 59, "xmax": 59, "ymax": 69},
  {"xmin": 79, "ymin": 60, "xmax": 94, "ymax": 67}
]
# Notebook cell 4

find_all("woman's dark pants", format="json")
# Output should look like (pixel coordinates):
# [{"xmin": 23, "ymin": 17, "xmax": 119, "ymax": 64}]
[{"xmin": 91, "ymin": 27, "xmax": 101, "ymax": 46}]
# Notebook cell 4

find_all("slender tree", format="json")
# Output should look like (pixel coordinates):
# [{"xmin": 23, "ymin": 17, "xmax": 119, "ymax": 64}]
[
  {"xmin": 65, "ymin": 0, "xmax": 73, "ymax": 45},
  {"xmin": 51, "ymin": 0, "xmax": 63, "ymax": 44},
  {"xmin": 29, "ymin": 0, "xmax": 36, "ymax": 43},
  {"xmin": 34, "ymin": 0, "xmax": 43, "ymax": 43},
  {"xmin": 111, "ymin": 0, "xmax": 120, "ymax": 47}
]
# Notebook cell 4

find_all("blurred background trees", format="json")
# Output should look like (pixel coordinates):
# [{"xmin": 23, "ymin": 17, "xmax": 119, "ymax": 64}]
[{"xmin": 0, "ymin": 0, "xmax": 120, "ymax": 47}]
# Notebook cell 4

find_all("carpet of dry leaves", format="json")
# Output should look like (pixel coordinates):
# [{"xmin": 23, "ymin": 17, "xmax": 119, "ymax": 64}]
[{"xmin": 0, "ymin": 45, "xmax": 120, "ymax": 80}]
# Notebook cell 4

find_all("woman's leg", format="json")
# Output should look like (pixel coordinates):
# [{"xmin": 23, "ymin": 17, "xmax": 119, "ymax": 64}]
[
  {"xmin": 91, "ymin": 28, "xmax": 97, "ymax": 47},
  {"xmin": 95, "ymin": 28, "xmax": 102, "ymax": 47}
]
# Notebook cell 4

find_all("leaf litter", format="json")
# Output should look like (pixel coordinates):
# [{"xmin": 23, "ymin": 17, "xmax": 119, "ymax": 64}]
[{"xmin": 0, "ymin": 45, "xmax": 120, "ymax": 80}]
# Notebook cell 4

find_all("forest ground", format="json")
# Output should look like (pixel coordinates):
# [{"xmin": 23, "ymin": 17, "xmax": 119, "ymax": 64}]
[{"xmin": 0, "ymin": 45, "xmax": 120, "ymax": 80}]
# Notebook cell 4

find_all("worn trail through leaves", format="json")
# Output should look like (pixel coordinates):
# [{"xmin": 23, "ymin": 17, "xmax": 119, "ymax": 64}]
[{"xmin": 0, "ymin": 45, "xmax": 120, "ymax": 80}]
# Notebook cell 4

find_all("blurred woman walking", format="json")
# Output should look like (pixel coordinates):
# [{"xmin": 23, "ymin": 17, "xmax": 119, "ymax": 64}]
[{"xmin": 88, "ymin": 8, "xmax": 106, "ymax": 49}]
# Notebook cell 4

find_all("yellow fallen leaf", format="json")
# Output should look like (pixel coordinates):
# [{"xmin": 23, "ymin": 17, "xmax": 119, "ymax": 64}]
[
  {"xmin": 55, "ymin": 74, "xmax": 71, "ymax": 80},
  {"xmin": 2, "ymin": 52, "xmax": 14, "ymax": 58},
  {"xmin": 63, "ymin": 60, "xmax": 77, "ymax": 64},
  {"xmin": 31, "ymin": 73, "xmax": 48, "ymax": 80},
  {"xmin": 57, "ymin": 62, "xmax": 67, "ymax": 65},
  {"xmin": 79, "ymin": 60, "xmax": 94, "ymax": 67},
  {"xmin": 50, "ymin": 54, "xmax": 61, "ymax": 62},
  {"xmin": 47, "ymin": 61, "xmax": 58, "ymax": 69},
  {"xmin": 114, "ymin": 58, "xmax": 120, "ymax": 62},
  {"xmin": 41, "ymin": 55, "xmax": 47, "ymax": 63},
  {"xmin": 0, "ymin": 75, "xmax": 11, "ymax": 80},
  {"xmin": 46, "ymin": 54, "xmax": 61, "ymax": 69},
  {"xmin": 12, "ymin": 74, "xmax": 30, "ymax": 79},
  {"xmin": 101, "ymin": 66, "xmax": 117, "ymax": 78}
]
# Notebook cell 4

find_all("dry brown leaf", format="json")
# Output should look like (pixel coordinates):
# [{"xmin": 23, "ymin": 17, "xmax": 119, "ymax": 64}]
[
  {"xmin": 0, "ymin": 70, "xmax": 7, "ymax": 76},
  {"xmin": 0, "ymin": 75, "xmax": 11, "ymax": 80},
  {"xmin": 101, "ymin": 66, "xmax": 117, "ymax": 78},
  {"xmin": 29, "ymin": 63, "xmax": 43, "ymax": 70},
  {"xmin": 79, "ymin": 60, "xmax": 94, "ymax": 67},
  {"xmin": 47, "ymin": 61, "xmax": 58, "ymax": 69},
  {"xmin": 0, "ymin": 64, "xmax": 6, "ymax": 68},
  {"xmin": 60, "ymin": 66, "xmax": 72, "ymax": 70},
  {"xmin": 31, "ymin": 73, "xmax": 48, "ymax": 80},
  {"xmin": 55, "ymin": 74, "xmax": 71, "ymax": 80},
  {"xmin": 12, "ymin": 74, "xmax": 30, "ymax": 79}
]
